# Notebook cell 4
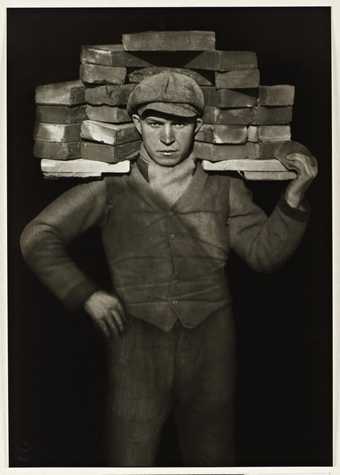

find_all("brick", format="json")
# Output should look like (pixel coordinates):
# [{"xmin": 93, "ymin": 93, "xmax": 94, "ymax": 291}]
[
  {"xmin": 247, "ymin": 125, "xmax": 258, "ymax": 142},
  {"xmin": 81, "ymin": 140, "xmax": 141, "ymax": 163},
  {"xmin": 128, "ymin": 67, "xmax": 212, "ymax": 86},
  {"xmin": 34, "ymin": 141, "xmax": 81, "ymax": 160},
  {"xmin": 35, "ymin": 80, "xmax": 85, "ymax": 105},
  {"xmin": 247, "ymin": 125, "xmax": 291, "ymax": 142},
  {"xmin": 202, "ymin": 159, "xmax": 289, "ymax": 172},
  {"xmin": 41, "ymin": 158, "xmax": 130, "ymax": 178},
  {"xmin": 255, "ymin": 141, "xmax": 292, "ymax": 159},
  {"xmin": 85, "ymin": 105, "xmax": 131, "ymax": 123},
  {"xmin": 203, "ymin": 106, "xmax": 254, "ymax": 125},
  {"xmin": 81, "ymin": 44, "xmax": 152, "ymax": 67},
  {"xmin": 259, "ymin": 85, "xmax": 295, "ymax": 106},
  {"xmin": 252, "ymin": 106, "xmax": 293, "ymax": 125},
  {"xmin": 202, "ymin": 87, "xmax": 258, "ymax": 108},
  {"xmin": 80, "ymin": 64, "xmax": 127, "ymax": 85},
  {"xmin": 195, "ymin": 124, "xmax": 247, "ymax": 144},
  {"xmin": 85, "ymin": 84, "xmax": 135, "ymax": 106},
  {"xmin": 194, "ymin": 141, "xmax": 258, "ymax": 161},
  {"xmin": 215, "ymin": 69, "xmax": 260, "ymax": 89},
  {"xmin": 80, "ymin": 121, "xmax": 139, "ymax": 145},
  {"xmin": 258, "ymin": 125, "xmax": 291, "ymax": 142},
  {"xmin": 242, "ymin": 141, "xmax": 293, "ymax": 159},
  {"xmin": 36, "ymin": 105, "xmax": 86, "ymax": 124},
  {"xmin": 122, "ymin": 31, "xmax": 216, "ymax": 51},
  {"xmin": 34, "ymin": 123, "xmax": 81, "ymax": 142},
  {"xmin": 242, "ymin": 170, "xmax": 296, "ymax": 180},
  {"xmin": 184, "ymin": 50, "xmax": 258, "ymax": 71},
  {"xmin": 82, "ymin": 45, "xmax": 257, "ymax": 71}
]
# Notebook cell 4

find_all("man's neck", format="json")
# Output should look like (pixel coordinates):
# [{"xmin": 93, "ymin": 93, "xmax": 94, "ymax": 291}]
[
  {"xmin": 136, "ymin": 144, "xmax": 197, "ymax": 206},
  {"xmin": 138, "ymin": 144, "xmax": 196, "ymax": 182}
]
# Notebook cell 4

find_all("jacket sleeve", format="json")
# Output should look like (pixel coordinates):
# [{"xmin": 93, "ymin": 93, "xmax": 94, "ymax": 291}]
[
  {"xmin": 20, "ymin": 179, "xmax": 108, "ymax": 311},
  {"xmin": 227, "ymin": 175, "xmax": 310, "ymax": 272}
]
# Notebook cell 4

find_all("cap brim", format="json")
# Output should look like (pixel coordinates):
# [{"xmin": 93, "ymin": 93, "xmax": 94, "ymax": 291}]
[{"xmin": 137, "ymin": 101, "xmax": 200, "ymax": 118}]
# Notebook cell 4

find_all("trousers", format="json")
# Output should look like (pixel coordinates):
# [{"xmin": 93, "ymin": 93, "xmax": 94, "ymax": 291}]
[{"xmin": 104, "ymin": 306, "xmax": 236, "ymax": 466}]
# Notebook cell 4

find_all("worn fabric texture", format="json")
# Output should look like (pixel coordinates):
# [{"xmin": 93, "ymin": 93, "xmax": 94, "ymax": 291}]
[
  {"xmin": 20, "ymin": 159, "xmax": 309, "ymax": 331},
  {"xmin": 20, "ymin": 156, "xmax": 310, "ymax": 465},
  {"xmin": 126, "ymin": 71, "xmax": 205, "ymax": 117},
  {"xmin": 104, "ymin": 306, "xmax": 236, "ymax": 466}
]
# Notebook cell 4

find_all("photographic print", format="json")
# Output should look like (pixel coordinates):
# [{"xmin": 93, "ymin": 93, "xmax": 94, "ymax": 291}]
[{"xmin": 6, "ymin": 4, "xmax": 332, "ymax": 469}]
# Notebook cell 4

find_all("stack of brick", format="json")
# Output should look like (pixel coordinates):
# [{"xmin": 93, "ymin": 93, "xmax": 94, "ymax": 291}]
[
  {"xmin": 34, "ymin": 81, "xmax": 85, "ymax": 160},
  {"xmin": 34, "ymin": 80, "xmax": 134, "ymax": 178},
  {"xmin": 33, "ymin": 30, "xmax": 300, "ymax": 180},
  {"xmin": 198, "ymin": 84, "xmax": 296, "ymax": 180}
]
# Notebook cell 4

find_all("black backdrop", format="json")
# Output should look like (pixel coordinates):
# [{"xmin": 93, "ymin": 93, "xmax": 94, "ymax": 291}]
[{"xmin": 7, "ymin": 7, "xmax": 332, "ymax": 467}]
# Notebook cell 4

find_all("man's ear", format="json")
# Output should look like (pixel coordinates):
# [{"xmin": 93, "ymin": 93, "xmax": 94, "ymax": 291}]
[
  {"xmin": 132, "ymin": 114, "xmax": 142, "ymax": 136},
  {"xmin": 194, "ymin": 117, "xmax": 203, "ymax": 135}
]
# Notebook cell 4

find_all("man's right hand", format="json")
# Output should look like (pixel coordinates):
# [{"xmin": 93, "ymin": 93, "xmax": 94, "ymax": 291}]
[{"xmin": 84, "ymin": 290, "xmax": 126, "ymax": 339}]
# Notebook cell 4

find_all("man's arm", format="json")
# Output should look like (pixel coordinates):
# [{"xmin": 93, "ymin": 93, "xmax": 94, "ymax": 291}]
[
  {"xmin": 228, "ymin": 153, "xmax": 317, "ymax": 272},
  {"xmin": 20, "ymin": 180, "xmax": 125, "ymax": 338}
]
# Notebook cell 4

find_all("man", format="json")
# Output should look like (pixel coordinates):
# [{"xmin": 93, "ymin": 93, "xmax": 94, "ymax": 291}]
[{"xmin": 20, "ymin": 72, "xmax": 318, "ymax": 466}]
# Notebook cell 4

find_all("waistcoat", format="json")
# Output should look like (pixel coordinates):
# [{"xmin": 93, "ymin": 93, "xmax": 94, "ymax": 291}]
[{"xmin": 101, "ymin": 162, "xmax": 232, "ymax": 331}]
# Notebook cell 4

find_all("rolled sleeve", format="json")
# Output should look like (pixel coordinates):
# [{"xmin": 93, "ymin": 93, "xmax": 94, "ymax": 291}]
[{"xmin": 277, "ymin": 196, "xmax": 311, "ymax": 222}]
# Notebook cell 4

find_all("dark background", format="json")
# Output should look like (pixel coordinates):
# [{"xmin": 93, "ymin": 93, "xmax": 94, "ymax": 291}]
[{"xmin": 7, "ymin": 7, "xmax": 332, "ymax": 468}]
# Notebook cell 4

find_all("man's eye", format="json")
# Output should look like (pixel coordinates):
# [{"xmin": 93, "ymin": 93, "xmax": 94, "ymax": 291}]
[
  {"xmin": 148, "ymin": 122, "xmax": 161, "ymax": 128},
  {"xmin": 173, "ymin": 123, "xmax": 185, "ymax": 128}
]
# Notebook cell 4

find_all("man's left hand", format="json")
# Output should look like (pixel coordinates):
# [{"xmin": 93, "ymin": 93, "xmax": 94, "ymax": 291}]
[{"xmin": 279, "ymin": 152, "xmax": 318, "ymax": 209}]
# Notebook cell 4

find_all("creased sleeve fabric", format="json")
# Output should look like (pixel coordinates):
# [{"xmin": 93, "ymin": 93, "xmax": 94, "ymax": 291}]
[
  {"xmin": 228, "ymin": 175, "xmax": 310, "ymax": 273},
  {"xmin": 20, "ymin": 180, "xmax": 108, "ymax": 311}
]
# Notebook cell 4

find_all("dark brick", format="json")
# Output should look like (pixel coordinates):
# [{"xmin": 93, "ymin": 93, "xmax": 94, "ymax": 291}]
[
  {"xmin": 252, "ymin": 106, "xmax": 293, "ymax": 125},
  {"xmin": 203, "ymin": 106, "xmax": 254, "ymax": 125},
  {"xmin": 36, "ymin": 105, "xmax": 86, "ymax": 124},
  {"xmin": 194, "ymin": 141, "xmax": 257, "ymax": 161},
  {"xmin": 122, "ymin": 31, "xmax": 216, "ymax": 51},
  {"xmin": 35, "ymin": 81, "xmax": 85, "ymax": 105},
  {"xmin": 80, "ymin": 120, "xmax": 139, "ymax": 145},
  {"xmin": 81, "ymin": 140, "xmax": 141, "ymax": 162},
  {"xmin": 34, "ymin": 141, "xmax": 81, "ymax": 160},
  {"xmin": 195, "ymin": 124, "xmax": 247, "ymax": 144},
  {"xmin": 80, "ymin": 64, "xmax": 127, "ymax": 85},
  {"xmin": 259, "ymin": 85, "xmax": 295, "ymax": 106},
  {"xmin": 81, "ymin": 44, "xmax": 152, "ymax": 67},
  {"xmin": 202, "ymin": 87, "xmax": 258, "ymax": 107},
  {"xmin": 85, "ymin": 105, "xmax": 131, "ymax": 123},
  {"xmin": 85, "ymin": 85, "xmax": 135, "ymax": 106},
  {"xmin": 185, "ymin": 50, "xmax": 257, "ymax": 71},
  {"xmin": 215, "ymin": 69, "xmax": 260, "ymax": 89},
  {"xmin": 34, "ymin": 123, "xmax": 81, "ymax": 142}
]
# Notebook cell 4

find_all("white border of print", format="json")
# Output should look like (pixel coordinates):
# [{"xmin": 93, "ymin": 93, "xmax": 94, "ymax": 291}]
[{"xmin": 0, "ymin": 1, "xmax": 337, "ymax": 474}]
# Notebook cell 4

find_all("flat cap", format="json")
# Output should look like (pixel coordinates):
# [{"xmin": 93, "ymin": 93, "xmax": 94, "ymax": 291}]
[{"xmin": 127, "ymin": 71, "xmax": 205, "ymax": 118}]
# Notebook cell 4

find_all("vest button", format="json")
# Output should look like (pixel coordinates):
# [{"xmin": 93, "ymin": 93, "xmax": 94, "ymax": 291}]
[
  {"xmin": 170, "ymin": 234, "xmax": 176, "ymax": 240},
  {"xmin": 172, "ymin": 299, "xmax": 178, "ymax": 305}
]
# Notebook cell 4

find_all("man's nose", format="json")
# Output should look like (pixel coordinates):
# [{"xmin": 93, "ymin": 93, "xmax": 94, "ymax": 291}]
[{"xmin": 160, "ymin": 124, "xmax": 175, "ymax": 145}]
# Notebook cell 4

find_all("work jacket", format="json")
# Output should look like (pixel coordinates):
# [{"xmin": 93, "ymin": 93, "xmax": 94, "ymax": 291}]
[{"xmin": 20, "ymin": 160, "xmax": 309, "ymax": 331}]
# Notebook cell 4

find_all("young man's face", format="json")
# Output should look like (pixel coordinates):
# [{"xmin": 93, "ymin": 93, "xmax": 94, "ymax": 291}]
[{"xmin": 132, "ymin": 111, "xmax": 203, "ymax": 167}]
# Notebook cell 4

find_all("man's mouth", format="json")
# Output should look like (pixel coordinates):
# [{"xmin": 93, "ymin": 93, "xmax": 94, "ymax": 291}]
[{"xmin": 159, "ymin": 150, "xmax": 178, "ymax": 156}]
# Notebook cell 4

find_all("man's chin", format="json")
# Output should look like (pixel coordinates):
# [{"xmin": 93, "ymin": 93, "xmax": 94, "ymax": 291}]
[{"xmin": 151, "ymin": 154, "xmax": 186, "ymax": 167}]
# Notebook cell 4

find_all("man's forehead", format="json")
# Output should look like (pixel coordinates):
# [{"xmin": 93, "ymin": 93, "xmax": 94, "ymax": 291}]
[{"xmin": 140, "ymin": 110, "xmax": 196, "ymax": 123}]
